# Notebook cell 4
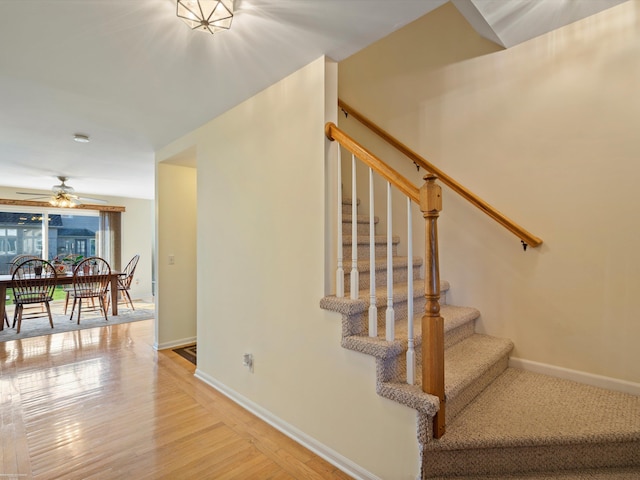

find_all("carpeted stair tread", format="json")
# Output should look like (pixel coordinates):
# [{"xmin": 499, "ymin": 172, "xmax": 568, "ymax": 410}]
[
  {"xmin": 353, "ymin": 279, "xmax": 449, "ymax": 305},
  {"xmin": 343, "ymin": 256, "xmax": 423, "ymax": 273},
  {"xmin": 342, "ymin": 214, "xmax": 380, "ymax": 236},
  {"xmin": 435, "ymin": 334, "xmax": 513, "ymax": 399},
  {"xmin": 377, "ymin": 381, "xmax": 440, "ymax": 416},
  {"xmin": 422, "ymin": 368, "xmax": 640, "ymax": 477},
  {"xmin": 343, "ymin": 256, "xmax": 425, "ymax": 292},
  {"xmin": 374, "ymin": 335, "xmax": 513, "ymax": 429},
  {"xmin": 431, "ymin": 368, "xmax": 640, "ymax": 449},
  {"xmin": 408, "ymin": 333, "xmax": 512, "ymax": 424},
  {"xmin": 341, "ymin": 305, "xmax": 480, "ymax": 362},
  {"xmin": 343, "ymin": 234, "xmax": 400, "ymax": 245},
  {"xmin": 392, "ymin": 304, "xmax": 480, "ymax": 341},
  {"xmin": 342, "ymin": 213, "xmax": 379, "ymax": 224},
  {"xmin": 320, "ymin": 280, "xmax": 450, "ymax": 315}
]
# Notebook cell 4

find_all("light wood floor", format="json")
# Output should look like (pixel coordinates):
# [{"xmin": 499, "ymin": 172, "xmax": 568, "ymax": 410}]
[{"xmin": 0, "ymin": 320, "xmax": 353, "ymax": 479}]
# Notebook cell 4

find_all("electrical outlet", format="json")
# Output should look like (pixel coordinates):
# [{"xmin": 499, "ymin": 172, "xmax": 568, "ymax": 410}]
[{"xmin": 243, "ymin": 353, "xmax": 253, "ymax": 372}]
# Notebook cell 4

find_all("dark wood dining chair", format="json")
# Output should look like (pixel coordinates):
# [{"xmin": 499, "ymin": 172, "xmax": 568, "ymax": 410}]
[
  {"xmin": 9, "ymin": 254, "xmax": 44, "ymax": 318},
  {"xmin": 9, "ymin": 254, "xmax": 40, "ymax": 274},
  {"xmin": 11, "ymin": 259, "xmax": 57, "ymax": 334},
  {"xmin": 108, "ymin": 254, "xmax": 140, "ymax": 311},
  {"xmin": 68, "ymin": 257, "xmax": 111, "ymax": 324}
]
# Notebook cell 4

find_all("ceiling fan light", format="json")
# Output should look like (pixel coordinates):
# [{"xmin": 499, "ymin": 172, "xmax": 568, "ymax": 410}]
[
  {"xmin": 49, "ymin": 192, "xmax": 78, "ymax": 208},
  {"xmin": 73, "ymin": 134, "xmax": 90, "ymax": 143},
  {"xmin": 177, "ymin": 0, "xmax": 234, "ymax": 34}
]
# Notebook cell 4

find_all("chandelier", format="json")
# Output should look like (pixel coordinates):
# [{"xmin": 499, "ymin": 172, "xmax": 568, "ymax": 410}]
[{"xmin": 177, "ymin": 0, "xmax": 234, "ymax": 35}]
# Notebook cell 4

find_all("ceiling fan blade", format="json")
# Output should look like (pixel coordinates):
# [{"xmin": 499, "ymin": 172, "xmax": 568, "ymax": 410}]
[
  {"xmin": 15, "ymin": 193, "xmax": 51, "ymax": 200},
  {"xmin": 77, "ymin": 197, "xmax": 108, "ymax": 204},
  {"xmin": 17, "ymin": 183, "xmax": 108, "ymax": 205}
]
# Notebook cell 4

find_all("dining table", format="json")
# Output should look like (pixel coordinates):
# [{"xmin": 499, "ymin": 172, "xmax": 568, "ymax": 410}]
[{"xmin": 0, "ymin": 270, "xmax": 122, "ymax": 331}]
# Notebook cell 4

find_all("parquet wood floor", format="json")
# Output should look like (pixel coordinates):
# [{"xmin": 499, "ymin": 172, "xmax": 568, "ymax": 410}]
[{"xmin": 0, "ymin": 320, "xmax": 352, "ymax": 479}]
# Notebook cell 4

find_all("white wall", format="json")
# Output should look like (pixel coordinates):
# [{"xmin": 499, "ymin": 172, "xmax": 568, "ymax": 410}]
[
  {"xmin": 157, "ymin": 56, "xmax": 421, "ymax": 480},
  {"xmin": 154, "ymin": 162, "xmax": 197, "ymax": 349},
  {"xmin": 339, "ymin": 1, "xmax": 640, "ymax": 383},
  {"xmin": 0, "ymin": 185, "xmax": 154, "ymax": 301}
]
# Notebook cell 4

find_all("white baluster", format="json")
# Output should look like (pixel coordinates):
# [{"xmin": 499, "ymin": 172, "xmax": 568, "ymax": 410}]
[
  {"xmin": 368, "ymin": 168, "xmax": 377, "ymax": 337},
  {"xmin": 336, "ymin": 146, "xmax": 344, "ymax": 298},
  {"xmin": 385, "ymin": 181, "xmax": 395, "ymax": 341},
  {"xmin": 406, "ymin": 197, "xmax": 415, "ymax": 384},
  {"xmin": 350, "ymin": 154, "xmax": 359, "ymax": 300}
]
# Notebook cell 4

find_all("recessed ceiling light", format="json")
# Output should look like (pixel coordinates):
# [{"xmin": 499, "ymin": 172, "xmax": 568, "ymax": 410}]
[{"xmin": 73, "ymin": 133, "xmax": 90, "ymax": 143}]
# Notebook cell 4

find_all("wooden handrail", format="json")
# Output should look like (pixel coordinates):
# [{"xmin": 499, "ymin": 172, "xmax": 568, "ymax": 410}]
[
  {"xmin": 325, "ymin": 123, "xmax": 419, "ymax": 204},
  {"xmin": 338, "ymin": 99, "xmax": 542, "ymax": 248}
]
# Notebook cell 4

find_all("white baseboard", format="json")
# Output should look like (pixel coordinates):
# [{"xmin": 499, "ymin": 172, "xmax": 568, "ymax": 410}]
[
  {"xmin": 509, "ymin": 357, "xmax": 640, "ymax": 396},
  {"xmin": 194, "ymin": 369, "xmax": 382, "ymax": 480},
  {"xmin": 155, "ymin": 336, "xmax": 196, "ymax": 351}
]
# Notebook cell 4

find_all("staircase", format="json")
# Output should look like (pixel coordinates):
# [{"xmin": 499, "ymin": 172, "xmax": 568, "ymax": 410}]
[{"xmin": 320, "ymin": 199, "xmax": 640, "ymax": 479}]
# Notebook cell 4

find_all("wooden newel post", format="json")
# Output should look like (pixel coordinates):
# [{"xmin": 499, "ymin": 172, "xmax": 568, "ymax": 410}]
[{"xmin": 420, "ymin": 174, "xmax": 446, "ymax": 439}]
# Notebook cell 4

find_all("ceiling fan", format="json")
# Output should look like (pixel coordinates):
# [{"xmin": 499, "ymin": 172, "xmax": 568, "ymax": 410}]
[{"xmin": 17, "ymin": 176, "xmax": 107, "ymax": 207}]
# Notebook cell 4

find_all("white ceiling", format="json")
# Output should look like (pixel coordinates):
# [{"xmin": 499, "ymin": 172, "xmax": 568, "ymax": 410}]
[{"xmin": 0, "ymin": 0, "xmax": 626, "ymax": 200}]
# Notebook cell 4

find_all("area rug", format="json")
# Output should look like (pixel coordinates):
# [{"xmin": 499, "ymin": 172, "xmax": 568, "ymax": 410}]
[
  {"xmin": 173, "ymin": 344, "xmax": 197, "ymax": 365},
  {"xmin": 0, "ymin": 300, "xmax": 155, "ymax": 342}
]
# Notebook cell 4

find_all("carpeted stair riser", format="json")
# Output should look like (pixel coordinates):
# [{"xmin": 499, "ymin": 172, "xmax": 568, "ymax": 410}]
[
  {"xmin": 431, "ymin": 467, "xmax": 640, "ymax": 479},
  {"xmin": 343, "ymin": 235, "xmax": 400, "ymax": 260},
  {"xmin": 343, "ymin": 257, "xmax": 423, "ymax": 293},
  {"xmin": 342, "ymin": 214, "xmax": 380, "ymax": 236},
  {"xmin": 424, "ymin": 441, "xmax": 640, "ymax": 477},
  {"xmin": 342, "ymin": 198, "xmax": 359, "ymax": 214},
  {"xmin": 442, "ymin": 318, "xmax": 476, "ymax": 350}
]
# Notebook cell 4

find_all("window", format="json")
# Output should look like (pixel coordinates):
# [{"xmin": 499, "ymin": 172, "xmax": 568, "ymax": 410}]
[
  {"xmin": 0, "ymin": 208, "xmax": 100, "ymax": 274},
  {"xmin": 0, "ymin": 213, "xmax": 43, "ymax": 273},
  {"xmin": 0, "ymin": 228, "xmax": 17, "ymax": 255}
]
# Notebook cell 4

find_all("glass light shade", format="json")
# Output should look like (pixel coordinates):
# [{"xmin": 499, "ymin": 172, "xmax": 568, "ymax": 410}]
[
  {"xmin": 53, "ymin": 184, "xmax": 74, "ymax": 195},
  {"xmin": 49, "ymin": 193, "xmax": 78, "ymax": 208},
  {"xmin": 177, "ymin": 0, "xmax": 234, "ymax": 34}
]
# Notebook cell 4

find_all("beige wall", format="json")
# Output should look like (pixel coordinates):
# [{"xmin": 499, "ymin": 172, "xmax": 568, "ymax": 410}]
[
  {"xmin": 157, "ymin": 57, "xmax": 421, "ymax": 479},
  {"xmin": 154, "ymin": 162, "xmax": 197, "ymax": 348},
  {"xmin": 0, "ymin": 186, "xmax": 154, "ymax": 301},
  {"xmin": 339, "ymin": 1, "xmax": 640, "ymax": 383}
]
